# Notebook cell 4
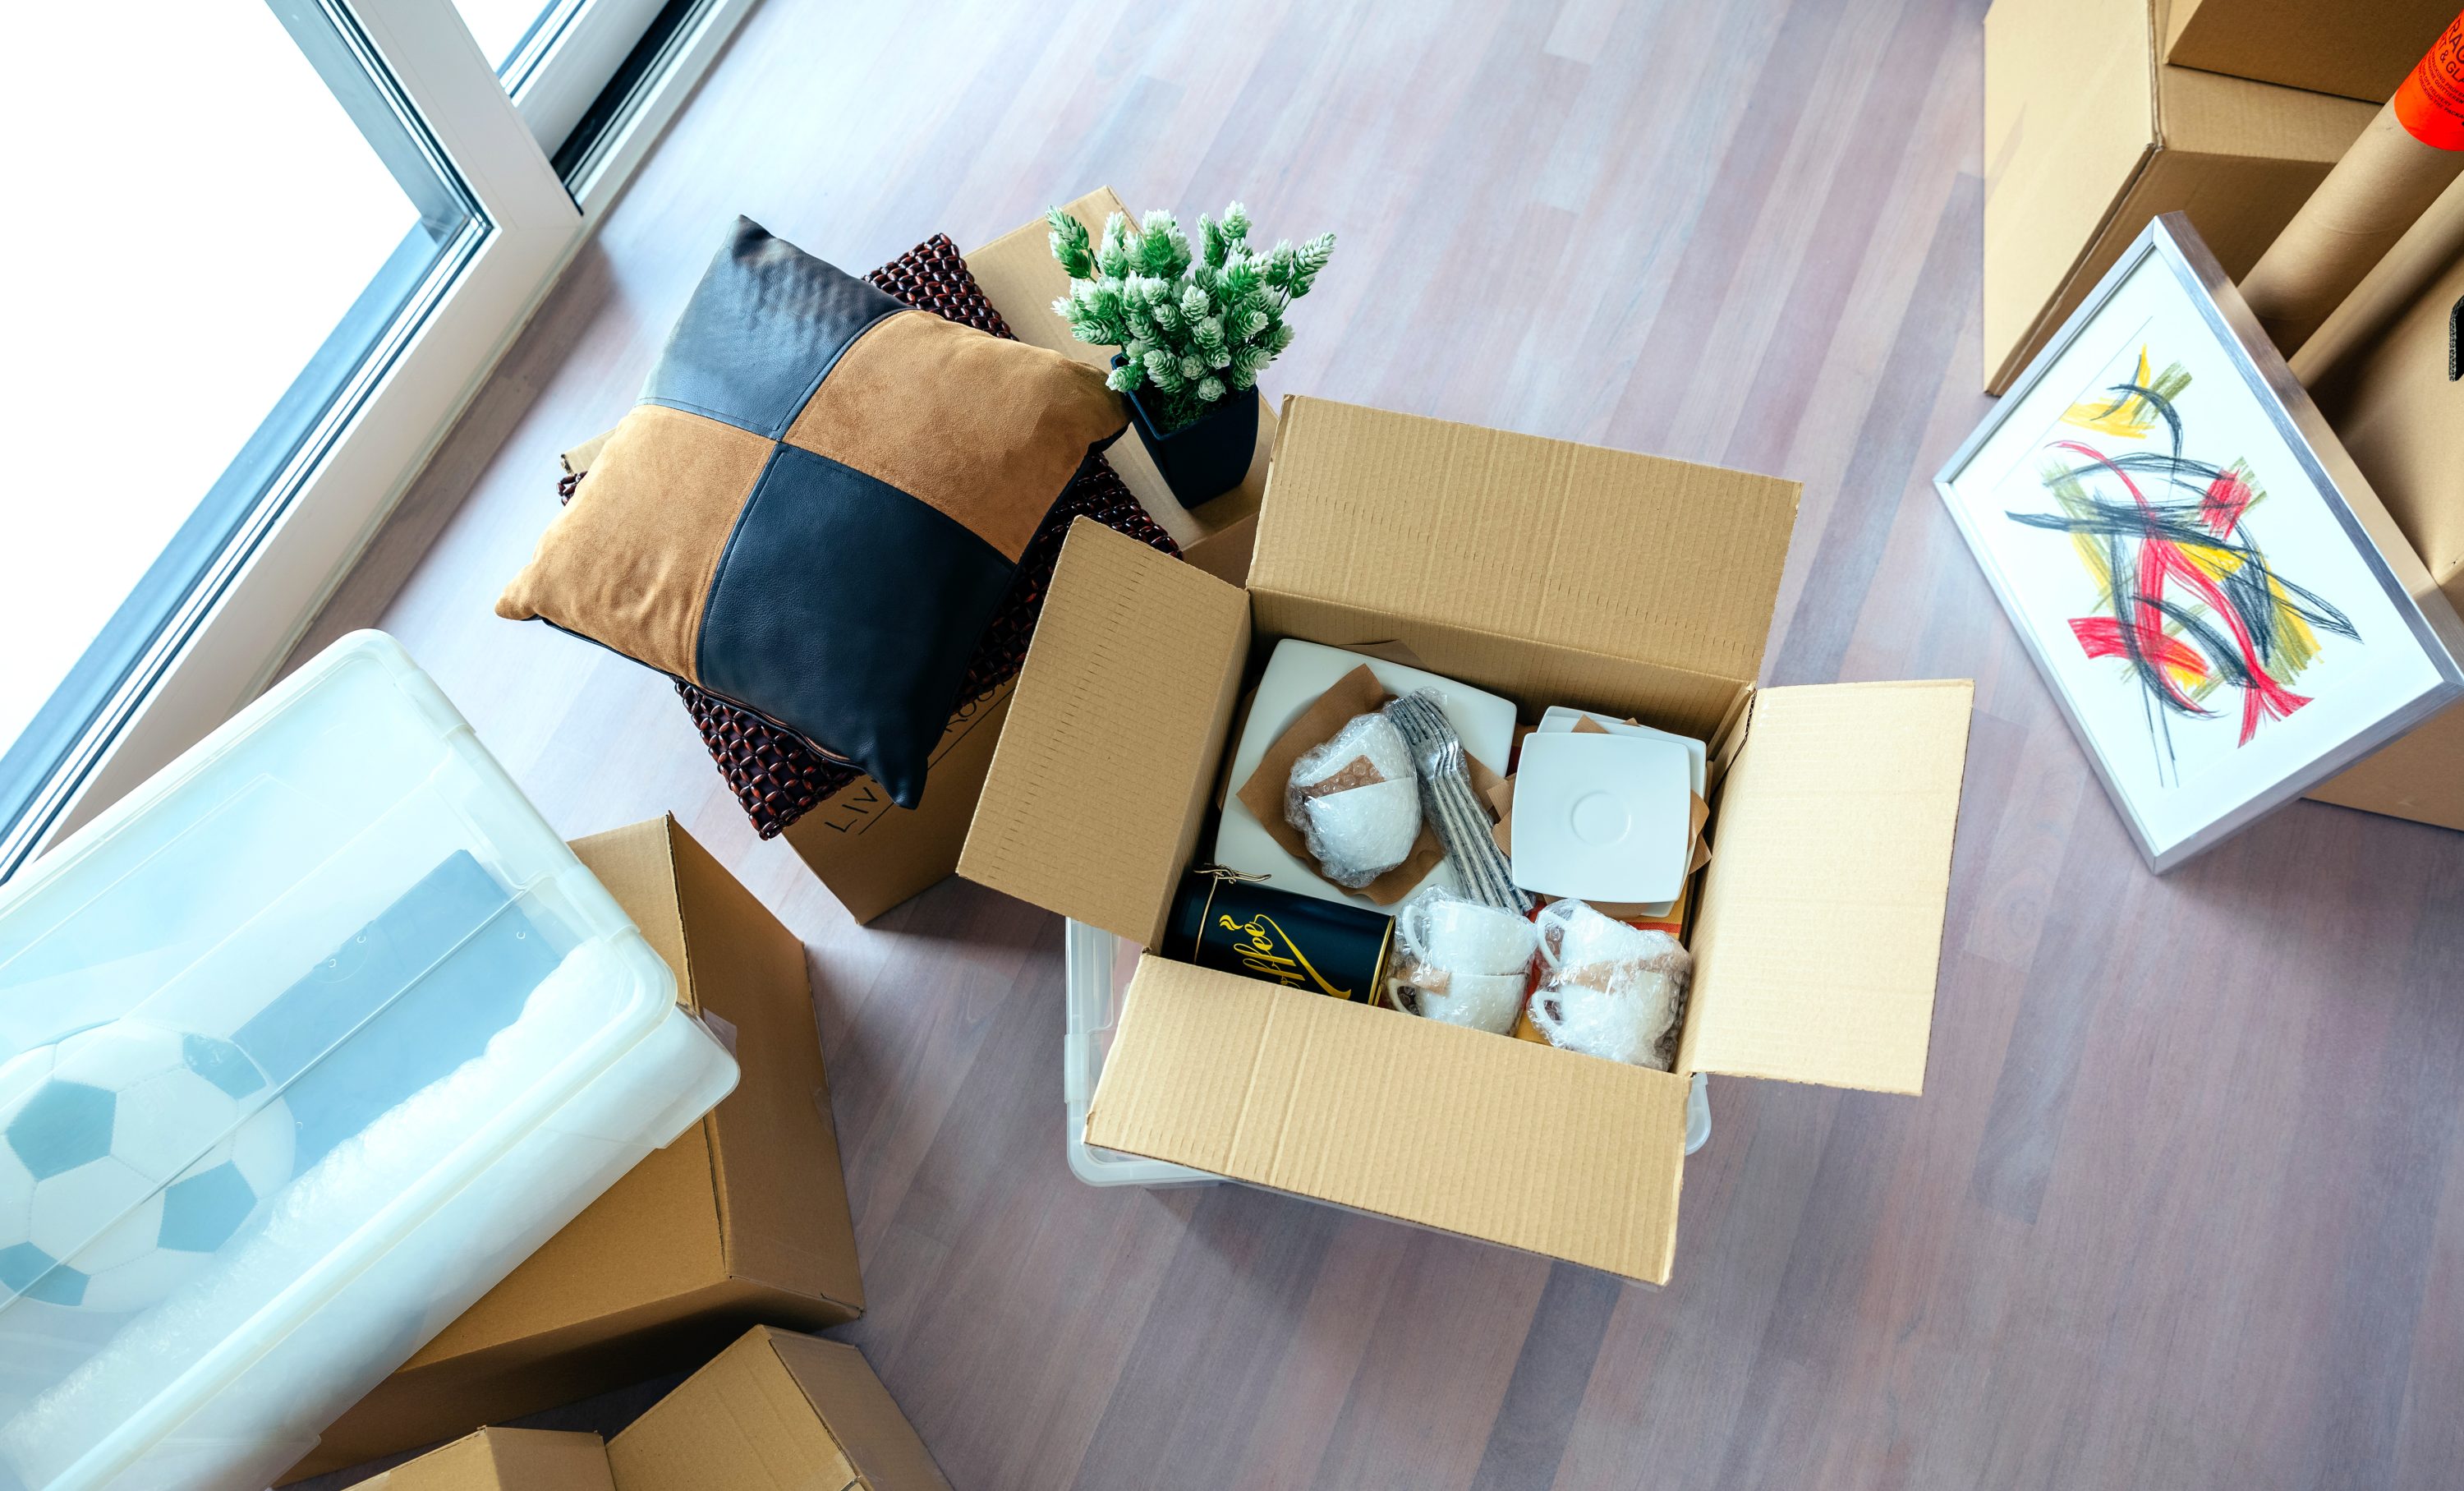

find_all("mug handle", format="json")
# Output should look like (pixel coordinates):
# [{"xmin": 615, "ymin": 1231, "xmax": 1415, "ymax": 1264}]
[
  {"xmin": 1534, "ymin": 900, "xmax": 1574, "ymax": 973},
  {"xmin": 1396, "ymin": 895, "xmax": 1433, "ymax": 959}
]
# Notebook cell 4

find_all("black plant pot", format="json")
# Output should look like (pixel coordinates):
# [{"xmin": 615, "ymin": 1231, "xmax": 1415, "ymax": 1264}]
[{"xmin": 1115, "ymin": 358, "xmax": 1260, "ymax": 509}]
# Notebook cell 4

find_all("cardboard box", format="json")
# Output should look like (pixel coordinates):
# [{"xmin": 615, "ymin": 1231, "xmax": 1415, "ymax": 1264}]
[
  {"xmin": 2292, "ymin": 185, "xmax": 2464, "ymax": 829},
  {"xmin": 287, "ymin": 817, "xmax": 862, "ymax": 1480},
  {"xmin": 2164, "ymin": 0, "xmax": 2456, "ymax": 104},
  {"xmin": 958, "ymin": 396, "xmax": 1974, "ymax": 1284},
  {"xmin": 606, "ymin": 1327, "xmax": 952, "ymax": 1491},
  {"xmin": 1984, "ymin": 0, "xmax": 2374, "ymax": 393},
  {"xmin": 358, "ymin": 1429, "xmax": 614, "ymax": 1491}
]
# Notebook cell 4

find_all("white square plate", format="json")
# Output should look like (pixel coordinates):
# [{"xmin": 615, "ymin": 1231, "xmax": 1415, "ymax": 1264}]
[{"xmin": 1508, "ymin": 733, "xmax": 1692, "ymax": 903}]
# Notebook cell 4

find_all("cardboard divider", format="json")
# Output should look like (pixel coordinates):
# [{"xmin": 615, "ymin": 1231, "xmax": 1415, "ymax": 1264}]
[
  {"xmin": 1680, "ymin": 682, "xmax": 1974, "ymax": 1094},
  {"xmin": 958, "ymin": 520, "xmax": 1252, "ymax": 946},
  {"xmin": 1085, "ymin": 956, "xmax": 1691, "ymax": 1282}
]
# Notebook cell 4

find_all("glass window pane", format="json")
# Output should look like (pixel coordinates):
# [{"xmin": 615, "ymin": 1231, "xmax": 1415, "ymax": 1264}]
[
  {"xmin": 457, "ymin": 0, "xmax": 562, "ymax": 70},
  {"xmin": 0, "ymin": 2, "xmax": 477, "ymax": 855}
]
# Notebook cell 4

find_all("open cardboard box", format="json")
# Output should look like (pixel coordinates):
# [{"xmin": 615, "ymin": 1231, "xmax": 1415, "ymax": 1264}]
[{"xmin": 959, "ymin": 396, "xmax": 1974, "ymax": 1284}]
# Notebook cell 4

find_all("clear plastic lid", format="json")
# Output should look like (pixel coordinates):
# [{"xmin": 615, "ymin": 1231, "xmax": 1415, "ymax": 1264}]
[{"xmin": 0, "ymin": 633, "xmax": 683, "ymax": 1485}]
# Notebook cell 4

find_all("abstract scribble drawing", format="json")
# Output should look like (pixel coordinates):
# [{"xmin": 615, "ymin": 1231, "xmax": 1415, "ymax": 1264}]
[{"xmin": 2007, "ymin": 347, "xmax": 2359, "ymax": 782}]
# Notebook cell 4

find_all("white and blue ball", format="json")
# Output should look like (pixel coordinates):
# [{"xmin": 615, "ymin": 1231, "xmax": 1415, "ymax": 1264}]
[{"xmin": 0, "ymin": 1020, "xmax": 295, "ymax": 1313}]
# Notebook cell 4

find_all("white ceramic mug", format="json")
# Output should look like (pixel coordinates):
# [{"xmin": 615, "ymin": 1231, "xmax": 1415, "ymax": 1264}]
[
  {"xmin": 1399, "ymin": 893, "xmax": 1537, "ymax": 977},
  {"xmin": 1536, "ymin": 899, "xmax": 1655, "ymax": 973}
]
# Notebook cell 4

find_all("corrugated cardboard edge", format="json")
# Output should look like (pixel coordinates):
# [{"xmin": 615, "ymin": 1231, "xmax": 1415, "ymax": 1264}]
[
  {"xmin": 1680, "ymin": 680, "xmax": 1974, "ymax": 1094},
  {"xmin": 1085, "ymin": 956, "xmax": 1690, "ymax": 1284},
  {"xmin": 958, "ymin": 519, "xmax": 1252, "ymax": 946}
]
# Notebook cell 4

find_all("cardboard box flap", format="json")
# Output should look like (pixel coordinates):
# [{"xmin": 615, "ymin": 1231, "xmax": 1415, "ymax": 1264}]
[
  {"xmin": 1679, "ymin": 680, "xmax": 1973, "ymax": 1094},
  {"xmin": 767, "ymin": 1332, "xmax": 954, "ymax": 1489},
  {"xmin": 608, "ymin": 1328, "xmax": 857, "ymax": 1491},
  {"xmin": 1087, "ymin": 955, "xmax": 1692, "ymax": 1284},
  {"xmin": 1981, "ymin": 0, "xmax": 2157, "ymax": 389},
  {"xmin": 2157, "ymin": 61, "xmax": 2380, "ymax": 159},
  {"xmin": 963, "ymin": 187, "xmax": 1124, "ymax": 374},
  {"xmin": 960, "ymin": 519, "xmax": 1251, "ymax": 946},
  {"xmin": 1248, "ymin": 398, "xmax": 1799, "ymax": 685}
]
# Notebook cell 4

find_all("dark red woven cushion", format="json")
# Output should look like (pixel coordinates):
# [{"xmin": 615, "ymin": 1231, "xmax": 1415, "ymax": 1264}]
[{"xmin": 657, "ymin": 233, "xmax": 1177, "ymax": 838}]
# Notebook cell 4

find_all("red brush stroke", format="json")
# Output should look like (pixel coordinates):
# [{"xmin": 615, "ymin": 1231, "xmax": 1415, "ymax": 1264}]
[
  {"xmin": 2071, "ymin": 616, "xmax": 2209, "ymax": 681},
  {"xmin": 2200, "ymin": 467, "xmax": 2255, "ymax": 535},
  {"xmin": 2052, "ymin": 439, "xmax": 2310, "ymax": 744}
]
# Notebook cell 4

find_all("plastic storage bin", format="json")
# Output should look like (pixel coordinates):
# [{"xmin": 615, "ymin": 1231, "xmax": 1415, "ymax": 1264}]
[
  {"xmin": 0, "ymin": 632, "xmax": 738, "ymax": 1491},
  {"xmin": 1062, "ymin": 918, "xmax": 1708, "ymax": 1188}
]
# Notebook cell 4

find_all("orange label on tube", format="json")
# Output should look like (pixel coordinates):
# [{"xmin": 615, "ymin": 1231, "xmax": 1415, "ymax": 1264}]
[{"xmin": 2394, "ymin": 10, "xmax": 2464, "ymax": 150}]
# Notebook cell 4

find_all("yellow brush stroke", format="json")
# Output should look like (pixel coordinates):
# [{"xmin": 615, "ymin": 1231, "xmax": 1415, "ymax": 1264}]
[
  {"xmin": 2063, "ymin": 347, "xmax": 2159, "ymax": 438},
  {"xmin": 2181, "ymin": 542, "xmax": 2323, "ymax": 676}
]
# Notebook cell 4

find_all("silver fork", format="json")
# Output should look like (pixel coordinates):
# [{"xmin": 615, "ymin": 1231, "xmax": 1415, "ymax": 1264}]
[{"xmin": 1385, "ymin": 690, "xmax": 1529, "ymax": 913}]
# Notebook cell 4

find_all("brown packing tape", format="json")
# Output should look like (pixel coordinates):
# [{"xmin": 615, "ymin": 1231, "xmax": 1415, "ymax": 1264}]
[{"xmin": 2241, "ymin": 104, "xmax": 2464, "ymax": 352}]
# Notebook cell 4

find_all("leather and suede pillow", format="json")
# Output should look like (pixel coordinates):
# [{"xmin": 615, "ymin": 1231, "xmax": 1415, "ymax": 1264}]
[{"xmin": 496, "ymin": 216, "xmax": 1126, "ymax": 807}]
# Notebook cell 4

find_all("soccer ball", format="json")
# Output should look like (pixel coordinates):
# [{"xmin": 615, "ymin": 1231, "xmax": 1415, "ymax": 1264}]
[{"xmin": 0, "ymin": 1020, "xmax": 295, "ymax": 1313}]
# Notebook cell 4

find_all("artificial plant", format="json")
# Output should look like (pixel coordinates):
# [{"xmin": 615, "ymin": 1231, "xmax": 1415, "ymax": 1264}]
[{"xmin": 1047, "ymin": 202, "xmax": 1334, "ymax": 435}]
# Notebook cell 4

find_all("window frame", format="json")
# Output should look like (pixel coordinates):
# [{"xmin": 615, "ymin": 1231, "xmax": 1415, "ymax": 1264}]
[{"xmin": 1, "ymin": 0, "xmax": 757, "ymax": 874}]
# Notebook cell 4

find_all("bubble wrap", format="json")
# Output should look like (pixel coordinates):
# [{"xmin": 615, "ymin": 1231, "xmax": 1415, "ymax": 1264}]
[
  {"xmin": 1526, "ymin": 900, "xmax": 1691, "ymax": 1070},
  {"xmin": 1386, "ymin": 885, "xmax": 1538, "ymax": 1034},
  {"xmin": 1285, "ymin": 712, "xmax": 1421, "ymax": 888}
]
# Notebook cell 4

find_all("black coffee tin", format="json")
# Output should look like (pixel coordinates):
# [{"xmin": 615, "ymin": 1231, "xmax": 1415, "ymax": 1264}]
[{"xmin": 1162, "ymin": 868, "xmax": 1394, "ymax": 1002}]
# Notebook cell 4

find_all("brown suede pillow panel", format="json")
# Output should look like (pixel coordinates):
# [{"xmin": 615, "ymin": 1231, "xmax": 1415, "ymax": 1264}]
[{"xmin": 496, "ymin": 217, "xmax": 1125, "ymax": 808}]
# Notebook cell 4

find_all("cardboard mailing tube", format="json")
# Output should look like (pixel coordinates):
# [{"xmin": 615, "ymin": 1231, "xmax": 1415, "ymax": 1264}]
[
  {"xmin": 2241, "ymin": 7, "xmax": 2464, "ymax": 355},
  {"xmin": 2290, "ymin": 168, "xmax": 2464, "ymax": 388}
]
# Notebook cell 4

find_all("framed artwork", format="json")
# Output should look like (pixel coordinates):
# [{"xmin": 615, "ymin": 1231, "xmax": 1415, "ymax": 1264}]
[{"xmin": 1937, "ymin": 214, "xmax": 2464, "ymax": 872}]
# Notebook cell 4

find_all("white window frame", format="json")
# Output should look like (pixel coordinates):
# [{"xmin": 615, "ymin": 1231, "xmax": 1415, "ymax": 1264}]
[{"xmin": 13, "ymin": 0, "xmax": 756, "ymax": 867}]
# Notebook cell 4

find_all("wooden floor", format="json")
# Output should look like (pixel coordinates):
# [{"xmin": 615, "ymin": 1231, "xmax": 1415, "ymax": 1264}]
[{"xmin": 292, "ymin": 0, "xmax": 2464, "ymax": 1486}]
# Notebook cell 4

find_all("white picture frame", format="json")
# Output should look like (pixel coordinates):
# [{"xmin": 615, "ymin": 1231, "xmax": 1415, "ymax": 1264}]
[{"xmin": 1936, "ymin": 214, "xmax": 2464, "ymax": 872}]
